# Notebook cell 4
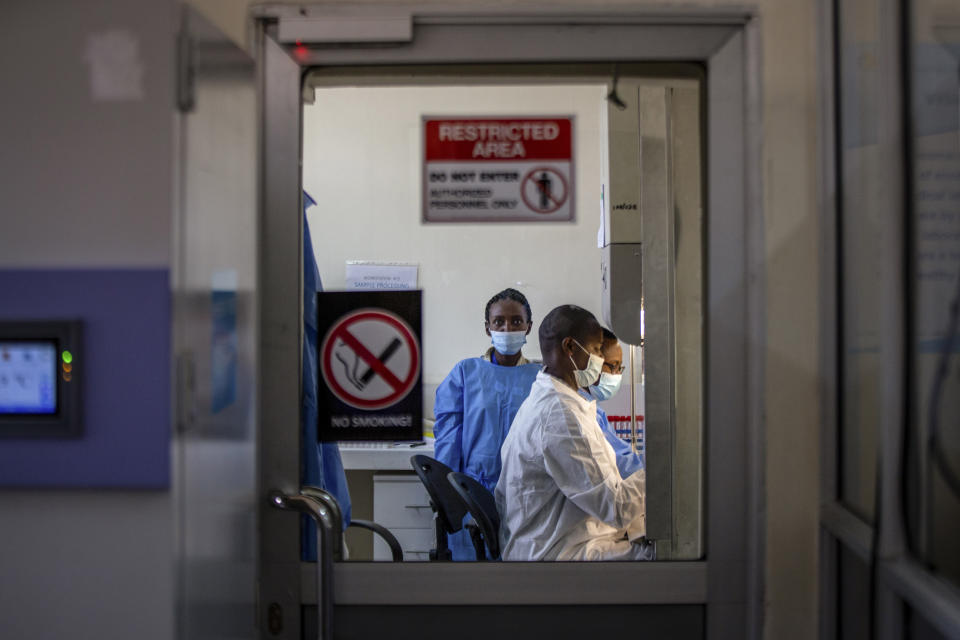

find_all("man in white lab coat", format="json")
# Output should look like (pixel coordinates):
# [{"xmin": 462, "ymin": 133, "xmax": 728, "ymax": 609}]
[{"xmin": 495, "ymin": 304, "xmax": 653, "ymax": 561}]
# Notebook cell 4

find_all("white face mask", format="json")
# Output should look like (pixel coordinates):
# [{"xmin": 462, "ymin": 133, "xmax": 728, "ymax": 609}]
[
  {"xmin": 589, "ymin": 372, "xmax": 623, "ymax": 401},
  {"xmin": 568, "ymin": 339, "xmax": 604, "ymax": 389},
  {"xmin": 490, "ymin": 330, "xmax": 527, "ymax": 356}
]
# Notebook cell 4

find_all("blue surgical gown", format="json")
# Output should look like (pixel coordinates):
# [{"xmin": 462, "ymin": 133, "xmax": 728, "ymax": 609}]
[
  {"xmin": 302, "ymin": 194, "xmax": 352, "ymax": 561},
  {"xmin": 434, "ymin": 358, "xmax": 540, "ymax": 560},
  {"xmin": 596, "ymin": 406, "xmax": 645, "ymax": 478}
]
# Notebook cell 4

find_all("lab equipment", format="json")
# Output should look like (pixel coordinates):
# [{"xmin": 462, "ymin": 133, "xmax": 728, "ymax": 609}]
[
  {"xmin": 606, "ymin": 414, "xmax": 645, "ymax": 456},
  {"xmin": 0, "ymin": 320, "xmax": 82, "ymax": 438},
  {"xmin": 596, "ymin": 408, "xmax": 644, "ymax": 478},
  {"xmin": 599, "ymin": 79, "xmax": 643, "ymax": 345}
]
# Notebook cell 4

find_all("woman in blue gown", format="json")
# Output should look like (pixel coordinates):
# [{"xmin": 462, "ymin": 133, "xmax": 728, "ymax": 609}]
[{"xmin": 433, "ymin": 288, "xmax": 541, "ymax": 560}]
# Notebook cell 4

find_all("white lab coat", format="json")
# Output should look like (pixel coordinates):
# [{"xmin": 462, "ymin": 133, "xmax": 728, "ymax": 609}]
[{"xmin": 496, "ymin": 370, "xmax": 651, "ymax": 561}]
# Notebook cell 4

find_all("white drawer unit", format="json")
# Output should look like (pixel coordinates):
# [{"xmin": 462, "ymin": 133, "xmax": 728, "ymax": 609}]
[{"xmin": 373, "ymin": 474, "xmax": 435, "ymax": 561}]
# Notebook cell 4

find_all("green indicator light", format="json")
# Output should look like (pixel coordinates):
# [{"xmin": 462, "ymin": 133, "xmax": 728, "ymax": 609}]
[{"xmin": 62, "ymin": 350, "xmax": 73, "ymax": 364}]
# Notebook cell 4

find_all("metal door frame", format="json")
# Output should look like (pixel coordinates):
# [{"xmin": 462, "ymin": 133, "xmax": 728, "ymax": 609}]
[{"xmin": 255, "ymin": 6, "xmax": 764, "ymax": 640}]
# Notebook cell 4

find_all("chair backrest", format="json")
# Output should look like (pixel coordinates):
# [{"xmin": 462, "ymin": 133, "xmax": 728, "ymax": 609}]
[
  {"xmin": 446, "ymin": 471, "xmax": 501, "ymax": 559},
  {"xmin": 410, "ymin": 455, "xmax": 469, "ymax": 534}
]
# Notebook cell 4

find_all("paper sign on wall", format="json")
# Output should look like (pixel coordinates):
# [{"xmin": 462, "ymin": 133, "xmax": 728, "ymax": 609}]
[
  {"xmin": 345, "ymin": 262, "xmax": 418, "ymax": 291},
  {"xmin": 423, "ymin": 116, "xmax": 575, "ymax": 223}
]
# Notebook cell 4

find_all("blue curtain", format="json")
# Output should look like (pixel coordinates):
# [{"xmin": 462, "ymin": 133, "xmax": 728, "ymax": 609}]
[{"xmin": 301, "ymin": 192, "xmax": 352, "ymax": 561}]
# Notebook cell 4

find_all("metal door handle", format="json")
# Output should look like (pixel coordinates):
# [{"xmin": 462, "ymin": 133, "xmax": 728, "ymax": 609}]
[{"xmin": 269, "ymin": 491, "xmax": 334, "ymax": 640}]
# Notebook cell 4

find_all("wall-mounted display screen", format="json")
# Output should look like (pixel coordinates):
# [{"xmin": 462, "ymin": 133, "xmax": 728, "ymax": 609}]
[
  {"xmin": 0, "ymin": 321, "xmax": 81, "ymax": 438},
  {"xmin": 0, "ymin": 342, "xmax": 58, "ymax": 414}
]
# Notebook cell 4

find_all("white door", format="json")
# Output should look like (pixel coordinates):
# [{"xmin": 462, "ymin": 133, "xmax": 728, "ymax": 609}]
[{"xmin": 172, "ymin": 7, "xmax": 260, "ymax": 638}]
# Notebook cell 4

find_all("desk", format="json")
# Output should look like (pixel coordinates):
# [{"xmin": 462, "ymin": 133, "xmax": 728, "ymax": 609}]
[
  {"xmin": 338, "ymin": 442, "xmax": 435, "ymax": 471},
  {"xmin": 338, "ymin": 442, "xmax": 436, "ymax": 561}
]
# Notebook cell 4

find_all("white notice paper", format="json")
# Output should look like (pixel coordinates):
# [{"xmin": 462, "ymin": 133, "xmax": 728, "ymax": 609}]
[
  {"xmin": 345, "ymin": 262, "xmax": 418, "ymax": 291},
  {"xmin": 84, "ymin": 30, "xmax": 145, "ymax": 102}
]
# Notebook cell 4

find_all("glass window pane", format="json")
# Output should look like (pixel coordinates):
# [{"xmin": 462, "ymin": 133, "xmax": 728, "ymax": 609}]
[
  {"xmin": 908, "ymin": 0, "xmax": 960, "ymax": 588},
  {"xmin": 838, "ymin": 546, "xmax": 871, "ymax": 640},
  {"xmin": 302, "ymin": 68, "xmax": 705, "ymax": 562},
  {"xmin": 838, "ymin": 0, "xmax": 884, "ymax": 522},
  {"xmin": 906, "ymin": 604, "xmax": 951, "ymax": 640}
]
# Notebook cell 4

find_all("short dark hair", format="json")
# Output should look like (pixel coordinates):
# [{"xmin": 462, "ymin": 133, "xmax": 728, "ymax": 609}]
[
  {"xmin": 601, "ymin": 327, "xmax": 618, "ymax": 343},
  {"xmin": 539, "ymin": 305, "xmax": 600, "ymax": 352},
  {"xmin": 485, "ymin": 288, "xmax": 532, "ymax": 324}
]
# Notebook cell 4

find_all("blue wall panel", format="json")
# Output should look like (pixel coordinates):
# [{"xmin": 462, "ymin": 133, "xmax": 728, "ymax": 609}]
[{"xmin": 0, "ymin": 269, "xmax": 170, "ymax": 488}]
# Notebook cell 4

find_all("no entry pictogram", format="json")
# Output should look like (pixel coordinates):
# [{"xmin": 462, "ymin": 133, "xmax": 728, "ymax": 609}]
[
  {"xmin": 320, "ymin": 309, "xmax": 420, "ymax": 410},
  {"xmin": 521, "ymin": 167, "xmax": 569, "ymax": 214}
]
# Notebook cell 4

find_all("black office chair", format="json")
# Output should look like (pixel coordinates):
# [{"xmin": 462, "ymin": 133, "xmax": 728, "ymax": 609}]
[
  {"xmin": 410, "ymin": 455, "xmax": 471, "ymax": 561},
  {"xmin": 446, "ymin": 471, "xmax": 501, "ymax": 561},
  {"xmin": 301, "ymin": 485, "xmax": 403, "ymax": 561}
]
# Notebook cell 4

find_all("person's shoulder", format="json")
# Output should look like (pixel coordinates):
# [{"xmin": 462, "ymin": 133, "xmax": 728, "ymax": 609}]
[
  {"xmin": 440, "ymin": 358, "xmax": 477, "ymax": 385},
  {"xmin": 456, "ymin": 357, "xmax": 489, "ymax": 372},
  {"xmin": 537, "ymin": 380, "xmax": 589, "ymax": 430},
  {"xmin": 529, "ymin": 378, "xmax": 571, "ymax": 416},
  {"xmin": 516, "ymin": 362, "xmax": 541, "ymax": 381}
]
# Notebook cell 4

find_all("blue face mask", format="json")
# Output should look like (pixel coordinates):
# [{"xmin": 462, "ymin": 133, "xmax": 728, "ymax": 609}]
[
  {"xmin": 588, "ymin": 372, "xmax": 623, "ymax": 401},
  {"xmin": 490, "ymin": 331, "xmax": 527, "ymax": 356}
]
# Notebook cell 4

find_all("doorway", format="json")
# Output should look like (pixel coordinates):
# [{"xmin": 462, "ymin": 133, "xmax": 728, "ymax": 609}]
[{"xmin": 252, "ymin": 7, "xmax": 762, "ymax": 639}]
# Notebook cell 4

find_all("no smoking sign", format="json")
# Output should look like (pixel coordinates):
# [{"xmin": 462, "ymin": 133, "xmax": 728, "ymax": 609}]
[
  {"xmin": 321, "ymin": 310, "xmax": 419, "ymax": 410},
  {"xmin": 316, "ymin": 291, "xmax": 422, "ymax": 442}
]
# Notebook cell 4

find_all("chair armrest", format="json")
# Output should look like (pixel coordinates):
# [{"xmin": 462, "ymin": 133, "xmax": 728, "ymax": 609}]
[{"xmin": 348, "ymin": 519, "xmax": 403, "ymax": 562}]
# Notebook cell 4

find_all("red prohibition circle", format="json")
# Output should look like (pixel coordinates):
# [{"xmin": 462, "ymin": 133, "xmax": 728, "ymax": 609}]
[
  {"xmin": 320, "ymin": 309, "xmax": 420, "ymax": 410},
  {"xmin": 520, "ymin": 167, "xmax": 569, "ymax": 214}
]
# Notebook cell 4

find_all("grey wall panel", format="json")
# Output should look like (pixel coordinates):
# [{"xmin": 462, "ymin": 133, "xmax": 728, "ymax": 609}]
[
  {"xmin": 0, "ymin": 491, "xmax": 174, "ymax": 640},
  {"xmin": 0, "ymin": 0, "xmax": 174, "ymax": 267}
]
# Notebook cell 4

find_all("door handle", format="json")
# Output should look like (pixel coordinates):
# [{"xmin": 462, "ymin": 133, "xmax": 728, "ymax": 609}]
[{"xmin": 269, "ymin": 491, "xmax": 334, "ymax": 640}]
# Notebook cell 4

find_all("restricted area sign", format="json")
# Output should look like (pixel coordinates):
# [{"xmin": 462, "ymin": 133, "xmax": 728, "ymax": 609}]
[
  {"xmin": 317, "ymin": 291, "xmax": 422, "ymax": 442},
  {"xmin": 423, "ymin": 116, "xmax": 575, "ymax": 222}
]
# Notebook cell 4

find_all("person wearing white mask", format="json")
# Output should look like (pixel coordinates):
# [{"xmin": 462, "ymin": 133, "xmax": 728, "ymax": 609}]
[
  {"xmin": 496, "ymin": 304, "xmax": 653, "ymax": 561},
  {"xmin": 433, "ymin": 288, "xmax": 541, "ymax": 560},
  {"xmin": 586, "ymin": 328, "xmax": 644, "ymax": 478}
]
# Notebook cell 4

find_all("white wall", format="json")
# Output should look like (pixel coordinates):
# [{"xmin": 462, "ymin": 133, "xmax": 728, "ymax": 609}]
[{"xmin": 304, "ymin": 84, "xmax": 608, "ymax": 384}]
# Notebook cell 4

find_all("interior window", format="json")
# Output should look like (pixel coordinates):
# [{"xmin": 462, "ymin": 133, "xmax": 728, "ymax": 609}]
[
  {"xmin": 302, "ymin": 69, "xmax": 704, "ymax": 562},
  {"xmin": 906, "ymin": 0, "xmax": 960, "ymax": 587}
]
